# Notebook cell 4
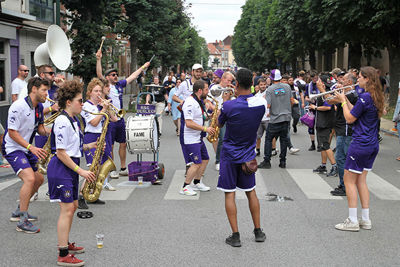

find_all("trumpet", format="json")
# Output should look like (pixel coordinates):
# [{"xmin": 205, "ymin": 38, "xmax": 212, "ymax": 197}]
[
  {"xmin": 46, "ymin": 97, "xmax": 56, "ymax": 103},
  {"xmin": 210, "ymin": 86, "xmax": 235, "ymax": 97},
  {"xmin": 98, "ymin": 96, "xmax": 126, "ymax": 118},
  {"xmin": 309, "ymin": 84, "xmax": 359, "ymax": 101}
]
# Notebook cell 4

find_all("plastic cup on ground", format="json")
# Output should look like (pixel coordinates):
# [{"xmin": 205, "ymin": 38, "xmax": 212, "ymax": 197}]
[
  {"xmin": 96, "ymin": 234, "xmax": 104, "ymax": 248},
  {"xmin": 138, "ymin": 176, "xmax": 143, "ymax": 185}
]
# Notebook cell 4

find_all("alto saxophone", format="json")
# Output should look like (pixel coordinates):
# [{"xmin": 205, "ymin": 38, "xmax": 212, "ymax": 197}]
[
  {"xmin": 82, "ymin": 110, "xmax": 116, "ymax": 202},
  {"xmin": 206, "ymin": 95, "xmax": 220, "ymax": 143}
]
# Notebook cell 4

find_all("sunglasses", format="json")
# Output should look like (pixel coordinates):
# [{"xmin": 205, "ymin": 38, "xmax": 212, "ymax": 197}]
[
  {"xmin": 44, "ymin": 72, "xmax": 55, "ymax": 76},
  {"xmin": 21, "ymin": 70, "xmax": 29, "ymax": 72},
  {"xmin": 77, "ymin": 98, "xmax": 83, "ymax": 103},
  {"xmin": 109, "ymin": 73, "xmax": 118, "ymax": 77}
]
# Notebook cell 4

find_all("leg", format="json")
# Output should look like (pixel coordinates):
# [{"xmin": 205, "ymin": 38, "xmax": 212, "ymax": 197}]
[
  {"xmin": 256, "ymin": 138, "xmax": 261, "ymax": 150},
  {"xmin": 57, "ymin": 202, "xmax": 76, "ymax": 247},
  {"xmin": 225, "ymin": 192, "xmax": 238, "ymax": 232},
  {"xmin": 196, "ymin": 159, "xmax": 209, "ymax": 179},
  {"xmin": 321, "ymin": 151, "xmax": 327, "ymax": 164},
  {"xmin": 177, "ymin": 118, "xmax": 181, "ymax": 135},
  {"xmin": 17, "ymin": 168, "xmax": 36, "ymax": 212},
  {"xmin": 356, "ymin": 171, "xmax": 370, "ymax": 209},
  {"xmin": 185, "ymin": 163, "xmax": 201, "ymax": 184},
  {"xmin": 119, "ymin": 142, "xmax": 127, "ymax": 169},
  {"xmin": 344, "ymin": 170, "xmax": 359, "ymax": 208},
  {"xmin": 245, "ymin": 189, "xmax": 261, "ymax": 229},
  {"xmin": 33, "ymin": 171, "xmax": 45, "ymax": 193},
  {"xmin": 155, "ymin": 102, "xmax": 165, "ymax": 134},
  {"xmin": 278, "ymin": 123, "xmax": 289, "ymax": 163},
  {"xmin": 326, "ymin": 149, "xmax": 336, "ymax": 165}
]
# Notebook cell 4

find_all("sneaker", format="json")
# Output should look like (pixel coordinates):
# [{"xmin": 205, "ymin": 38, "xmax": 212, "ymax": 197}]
[
  {"xmin": 254, "ymin": 228, "xmax": 266, "ymax": 242},
  {"xmin": 359, "ymin": 219, "xmax": 372, "ymax": 230},
  {"xmin": 293, "ymin": 125, "xmax": 297, "ymax": 133},
  {"xmin": 327, "ymin": 165, "xmax": 338, "ymax": 177},
  {"xmin": 45, "ymin": 191, "xmax": 50, "ymax": 200},
  {"xmin": 271, "ymin": 149, "xmax": 278, "ymax": 156},
  {"xmin": 331, "ymin": 187, "xmax": 346, "ymax": 196},
  {"xmin": 78, "ymin": 196, "xmax": 88, "ymax": 209},
  {"xmin": 335, "ymin": 218, "xmax": 359, "ymax": 232},
  {"xmin": 289, "ymin": 147, "xmax": 300, "ymax": 154},
  {"xmin": 16, "ymin": 219, "xmax": 40, "ymax": 234},
  {"xmin": 330, "ymin": 185, "xmax": 344, "ymax": 194},
  {"xmin": 215, "ymin": 163, "xmax": 220, "ymax": 171},
  {"xmin": 68, "ymin": 242, "xmax": 85, "ymax": 254},
  {"xmin": 57, "ymin": 254, "xmax": 85, "ymax": 266},
  {"xmin": 225, "ymin": 232, "xmax": 241, "ymax": 247},
  {"xmin": 308, "ymin": 144, "xmax": 316, "ymax": 151},
  {"xmin": 313, "ymin": 165, "xmax": 327, "ymax": 173},
  {"xmin": 10, "ymin": 211, "xmax": 38, "ymax": 222},
  {"xmin": 192, "ymin": 181, "xmax": 210, "ymax": 191},
  {"xmin": 258, "ymin": 161, "xmax": 271, "ymax": 169},
  {"xmin": 279, "ymin": 162, "xmax": 286, "ymax": 168},
  {"xmin": 30, "ymin": 192, "xmax": 39, "ymax": 202},
  {"xmin": 119, "ymin": 169, "xmax": 128, "ymax": 176},
  {"xmin": 103, "ymin": 182, "xmax": 116, "ymax": 191},
  {"xmin": 110, "ymin": 171, "xmax": 119, "ymax": 179},
  {"xmin": 179, "ymin": 185, "xmax": 197, "ymax": 196}
]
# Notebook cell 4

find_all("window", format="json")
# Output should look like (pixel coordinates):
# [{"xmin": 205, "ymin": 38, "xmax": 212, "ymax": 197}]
[
  {"xmin": 30, "ymin": 52, "xmax": 36, "ymax": 76},
  {"xmin": 0, "ymin": 60, "xmax": 6, "ymax": 101},
  {"xmin": 30, "ymin": 0, "xmax": 54, "ymax": 23},
  {"xmin": 0, "ymin": 41, "xmax": 4, "ymax": 54}
]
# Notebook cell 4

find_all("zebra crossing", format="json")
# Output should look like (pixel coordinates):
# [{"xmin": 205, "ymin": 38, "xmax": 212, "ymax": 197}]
[{"xmin": 1, "ymin": 168, "xmax": 400, "ymax": 201}]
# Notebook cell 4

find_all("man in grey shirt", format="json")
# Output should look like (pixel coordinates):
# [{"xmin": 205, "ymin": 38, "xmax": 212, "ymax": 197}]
[{"xmin": 258, "ymin": 69, "xmax": 292, "ymax": 169}]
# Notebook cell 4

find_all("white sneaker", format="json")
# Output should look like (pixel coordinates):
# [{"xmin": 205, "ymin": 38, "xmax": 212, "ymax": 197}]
[
  {"xmin": 192, "ymin": 181, "xmax": 210, "ymax": 192},
  {"xmin": 103, "ymin": 182, "xmax": 116, "ymax": 191},
  {"xmin": 30, "ymin": 192, "xmax": 39, "ymax": 202},
  {"xmin": 359, "ymin": 219, "xmax": 372, "ymax": 230},
  {"xmin": 179, "ymin": 185, "xmax": 197, "ymax": 196},
  {"xmin": 335, "ymin": 218, "xmax": 359, "ymax": 231},
  {"xmin": 119, "ymin": 169, "xmax": 128, "ymax": 176},
  {"xmin": 110, "ymin": 171, "xmax": 119, "ymax": 179},
  {"xmin": 215, "ymin": 163, "xmax": 220, "ymax": 171},
  {"xmin": 289, "ymin": 147, "xmax": 300, "ymax": 154}
]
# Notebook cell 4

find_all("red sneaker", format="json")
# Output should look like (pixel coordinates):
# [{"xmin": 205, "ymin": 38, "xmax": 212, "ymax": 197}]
[
  {"xmin": 68, "ymin": 242, "xmax": 85, "ymax": 254},
  {"xmin": 57, "ymin": 254, "xmax": 85, "ymax": 266}
]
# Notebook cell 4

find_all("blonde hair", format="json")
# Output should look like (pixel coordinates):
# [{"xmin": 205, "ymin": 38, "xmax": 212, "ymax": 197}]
[{"xmin": 86, "ymin": 78, "xmax": 104, "ymax": 99}]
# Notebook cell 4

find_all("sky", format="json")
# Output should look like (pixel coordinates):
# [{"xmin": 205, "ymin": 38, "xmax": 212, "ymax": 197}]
[{"xmin": 187, "ymin": 0, "xmax": 246, "ymax": 43}]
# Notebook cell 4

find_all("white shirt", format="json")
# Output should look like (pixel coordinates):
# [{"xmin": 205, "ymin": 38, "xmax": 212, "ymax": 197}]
[
  {"xmin": 5, "ymin": 98, "xmax": 39, "ymax": 154},
  {"xmin": 108, "ymin": 84, "xmax": 120, "ymax": 109},
  {"xmin": 255, "ymin": 91, "xmax": 270, "ymax": 121},
  {"xmin": 53, "ymin": 115, "xmax": 82, "ymax": 157},
  {"xmin": 163, "ymin": 76, "xmax": 176, "ymax": 83},
  {"xmin": 182, "ymin": 96, "xmax": 203, "ymax": 144},
  {"xmin": 174, "ymin": 78, "xmax": 193, "ymax": 100},
  {"xmin": 81, "ymin": 101, "xmax": 103, "ymax": 133},
  {"xmin": 11, "ymin": 78, "xmax": 27, "ymax": 95}
]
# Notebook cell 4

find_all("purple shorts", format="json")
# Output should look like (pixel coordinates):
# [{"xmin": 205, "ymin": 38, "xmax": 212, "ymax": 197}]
[
  {"xmin": 184, "ymin": 140, "xmax": 209, "ymax": 164},
  {"xmin": 4, "ymin": 150, "xmax": 38, "ymax": 175},
  {"xmin": 47, "ymin": 156, "xmax": 79, "ymax": 203},
  {"xmin": 83, "ymin": 132, "xmax": 112, "ymax": 165},
  {"xmin": 217, "ymin": 159, "xmax": 256, "ymax": 192},
  {"xmin": 180, "ymin": 143, "xmax": 191, "ymax": 165},
  {"xmin": 110, "ymin": 118, "xmax": 126, "ymax": 144},
  {"xmin": 34, "ymin": 135, "xmax": 48, "ymax": 148},
  {"xmin": 344, "ymin": 144, "xmax": 379, "ymax": 174}
]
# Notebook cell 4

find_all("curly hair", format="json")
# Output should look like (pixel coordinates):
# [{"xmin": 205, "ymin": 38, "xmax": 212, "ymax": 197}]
[
  {"xmin": 86, "ymin": 78, "xmax": 104, "ymax": 99},
  {"xmin": 359, "ymin": 66, "xmax": 385, "ymax": 118},
  {"xmin": 57, "ymin": 80, "xmax": 83, "ymax": 109}
]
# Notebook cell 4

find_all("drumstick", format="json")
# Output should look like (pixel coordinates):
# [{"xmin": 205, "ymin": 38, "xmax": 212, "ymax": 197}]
[
  {"xmin": 99, "ymin": 36, "xmax": 106, "ymax": 51},
  {"xmin": 149, "ymin": 55, "xmax": 155, "ymax": 63}
]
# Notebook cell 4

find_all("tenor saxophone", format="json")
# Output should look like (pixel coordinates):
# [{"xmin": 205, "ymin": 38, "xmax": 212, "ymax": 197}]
[
  {"xmin": 206, "ymin": 95, "xmax": 220, "ymax": 143},
  {"xmin": 82, "ymin": 110, "xmax": 116, "ymax": 202}
]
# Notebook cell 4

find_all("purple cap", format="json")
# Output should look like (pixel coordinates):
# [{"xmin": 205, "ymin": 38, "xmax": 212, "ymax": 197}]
[
  {"xmin": 214, "ymin": 69, "xmax": 224, "ymax": 79},
  {"xmin": 270, "ymin": 69, "xmax": 282, "ymax": 81}
]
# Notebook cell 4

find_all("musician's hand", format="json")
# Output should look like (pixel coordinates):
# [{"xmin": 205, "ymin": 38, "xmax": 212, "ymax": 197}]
[
  {"xmin": 206, "ymin": 127, "xmax": 216, "ymax": 135},
  {"xmin": 51, "ymin": 103, "xmax": 59, "ymax": 111},
  {"xmin": 334, "ymin": 90, "xmax": 346, "ymax": 102},
  {"xmin": 316, "ymin": 79, "xmax": 326, "ymax": 92},
  {"xmin": 87, "ymin": 142, "xmax": 97, "ymax": 150},
  {"xmin": 96, "ymin": 50, "xmax": 102, "ymax": 60},
  {"xmin": 142, "ymin": 62, "xmax": 150, "ymax": 69},
  {"xmin": 29, "ymin": 146, "xmax": 47, "ymax": 160},
  {"xmin": 79, "ymin": 169, "xmax": 96, "ymax": 183}
]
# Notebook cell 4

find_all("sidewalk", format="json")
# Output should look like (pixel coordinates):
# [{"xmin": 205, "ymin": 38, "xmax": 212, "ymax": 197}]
[{"xmin": 380, "ymin": 118, "xmax": 399, "ymax": 137}]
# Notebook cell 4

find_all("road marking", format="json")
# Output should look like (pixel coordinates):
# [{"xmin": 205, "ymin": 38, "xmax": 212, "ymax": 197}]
[
  {"xmin": 164, "ymin": 170, "xmax": 200, "ymax": 200},
  {"xmin": 0, "ymin": 178, "xmax": 20, "ymax": 191},
  {"xmin": 236, "ymin": 172, "xmax": 267, "ymax": 199},
  {"xmin": 368, "ymin": 172, "xmax": 400, "ymax": 200},
  {"xmin": 287, "ymin": 169, "xmax": 342, "ymax": 200}
]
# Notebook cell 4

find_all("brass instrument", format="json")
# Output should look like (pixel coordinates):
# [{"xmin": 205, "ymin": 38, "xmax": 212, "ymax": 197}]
[
  {"xmin": 46, "ymin": 97, "xmax": 56, "ymax": 103},
  {"xmin": 82, "ymin": 109, "xmax": 116, "ymax": 202},
  {"xmin": 309, "ymin": 83, "xmax": 359, "ymax": 101},
  {"xmin": 206, "ymin": 95, "xmax": 220, "ymax": 143},
  {"xmin": 210, "ymin": 86, "xmax": 234, "ymax": 97},
  {"xmin": 98, "ymin": 96, "xmax": 126, "ymax": 118}
]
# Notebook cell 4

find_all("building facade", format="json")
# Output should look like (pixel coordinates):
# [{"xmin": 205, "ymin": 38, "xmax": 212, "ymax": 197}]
[{"xmin": 207, "ymin": 35, "xmax": 236, "ymax": 70}]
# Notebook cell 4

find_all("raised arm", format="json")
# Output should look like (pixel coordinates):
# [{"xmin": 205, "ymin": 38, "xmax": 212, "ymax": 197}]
[
  {"xmin": 126, "ymin": 62, "xmax": 150, "ymax": 84},
  {"xmin": 96, "ymin": 50, "xmax": 104, "ymax": 80}
]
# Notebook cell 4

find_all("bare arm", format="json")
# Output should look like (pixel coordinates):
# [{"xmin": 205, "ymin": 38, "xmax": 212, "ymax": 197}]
[
  {"xmin": 126, "ymin": 62, "xmax": 150, "ymax": 84},
  {"xmin": 8, "ymin": 129, "xmax": 47, "ymax": 159},
  {"xmin": 96, "ymin": 50, "xmax": 104, "ymax": 80},
  {"xmin": 172, "ymin": 95, "xmax": 183, "ymax": 105},
  {"xmin": 185, "ymin": 119, "xmax": 215, "ymax": 135}
]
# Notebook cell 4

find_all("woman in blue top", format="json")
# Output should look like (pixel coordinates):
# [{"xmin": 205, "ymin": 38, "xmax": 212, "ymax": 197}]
[{"xmin": 335, "ymin": 66, "xmax": 384, "ymax": 232}]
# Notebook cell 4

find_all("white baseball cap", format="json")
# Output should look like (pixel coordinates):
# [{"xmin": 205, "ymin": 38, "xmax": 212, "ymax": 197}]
[{"xmin": 192, "ymin": 63, "xmax": 203, "ymax": 70}]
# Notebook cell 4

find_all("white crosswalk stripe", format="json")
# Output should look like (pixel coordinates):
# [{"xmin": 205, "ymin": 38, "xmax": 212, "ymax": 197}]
[
  {"xmin": 366, "ymin": 172, "xmax": 400, "ymax": 200},
  {"xmin": 0, "ymin": 178, "xmax": 19, "ymax": 191},
  {"xmin": 164, "ymin": 170, "xmax": 200, "ymax": 200},
  {"xmin": 287, "ymin": 169, "xmax": 343, "ymax": 200}
]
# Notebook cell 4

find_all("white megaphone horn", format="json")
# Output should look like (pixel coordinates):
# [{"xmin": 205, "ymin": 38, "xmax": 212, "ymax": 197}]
[{"xmin": 34, "ymin": 24, "xmax": 71, "ymax": 71}]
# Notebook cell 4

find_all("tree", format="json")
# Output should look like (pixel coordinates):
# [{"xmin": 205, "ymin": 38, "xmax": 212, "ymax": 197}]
[{"xmin": 213, "ymin": 57, "xmax": 220, "ymax": 68}]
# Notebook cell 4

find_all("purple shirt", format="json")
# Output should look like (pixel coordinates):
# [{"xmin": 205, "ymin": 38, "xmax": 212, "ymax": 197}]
[
  {"xmin": 218, "ymin": 94, "xmax": 265, "ymax": 163},
  {"xmin": 350, "ymin": 92, "xmax": 379, "ymax": 147}
]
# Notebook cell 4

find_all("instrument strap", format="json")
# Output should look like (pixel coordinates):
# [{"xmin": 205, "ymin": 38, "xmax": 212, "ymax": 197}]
[{"xmin": 25, "ymin": 96, "xmax": 44, "ymax": 144}]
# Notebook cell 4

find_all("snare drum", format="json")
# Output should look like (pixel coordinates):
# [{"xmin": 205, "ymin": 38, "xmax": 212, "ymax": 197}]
[{"xmin": 126, "ymin": 115, "xmax": 159, "ymax": 154}]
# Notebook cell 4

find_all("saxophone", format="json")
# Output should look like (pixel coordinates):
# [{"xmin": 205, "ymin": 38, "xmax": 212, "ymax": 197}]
[
  {"xmin": 82, "ymin": 110, "xmax": 116, "ymax": 202},
  {"xmin": 206, "ymin": 95, "xmax": 220, "ymax": 143}
]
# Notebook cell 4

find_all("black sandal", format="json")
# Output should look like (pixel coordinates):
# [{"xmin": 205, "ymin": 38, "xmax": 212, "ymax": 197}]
[{"xmin": 77, "ymin": 211, "xmax": 93, "ymax": 219}]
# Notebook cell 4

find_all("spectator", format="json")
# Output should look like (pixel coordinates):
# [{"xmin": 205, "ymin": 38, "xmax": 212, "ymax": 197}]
[{"xmin": 11, "ymin": 65, "xmax": 29, "ymax": 102}]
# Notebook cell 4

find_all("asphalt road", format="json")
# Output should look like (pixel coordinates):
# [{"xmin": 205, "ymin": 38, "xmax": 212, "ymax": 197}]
[{"xmin": 0, "ymin": 111, "xmax": 399, "ymax": 267}]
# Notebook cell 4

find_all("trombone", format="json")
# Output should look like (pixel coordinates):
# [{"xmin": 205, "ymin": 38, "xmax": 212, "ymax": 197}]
[
  {"xmin": 98, "ymin": 96, "xmax": 126, "ymax": 118},
  {"xmin": 309, "ymin": 83, "xmax": 359, "ymax": 101}
]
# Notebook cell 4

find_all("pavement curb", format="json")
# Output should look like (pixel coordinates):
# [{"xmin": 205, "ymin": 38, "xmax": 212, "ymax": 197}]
[{"xmin": 381, "ymin": 128, "xmax": 399, "ymax": 137}]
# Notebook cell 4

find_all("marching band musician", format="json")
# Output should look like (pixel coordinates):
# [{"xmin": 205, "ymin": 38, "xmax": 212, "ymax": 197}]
[
  {"xmin": 304, "ymin": 71, "xmax": 320, "ymax": 151},
  {"xmin": 335, "ymin": 67, "xmax": 384, "ymax": 232},
  {"xmin": 179, "ymin": 80, "xmax": 215, "ymax": 196},
  {"xmin": 47, "ymin": 80, "xmax": 97, "ymax": 266},
  {"xmin": 78, "ymin": 78, "xmax": 118, "ymax": 209},
  {"xmin": 3, "ymin": 77, "xmax": 50, "ymax": 233},
  {"xmin": 96, "ymin": 49, "xmax": 150, "ymax": 179}
]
